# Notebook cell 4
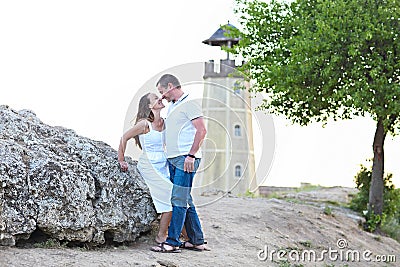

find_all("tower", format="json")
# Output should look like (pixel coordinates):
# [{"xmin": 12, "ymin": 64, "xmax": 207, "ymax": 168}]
[{"xmin": 199, "ymin": 24, "xmax": 258, "ymax": 196}]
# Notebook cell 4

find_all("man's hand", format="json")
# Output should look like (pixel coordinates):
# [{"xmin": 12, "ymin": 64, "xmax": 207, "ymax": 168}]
[
  {"xmin": 119, "ymin": 161, "xmax": 129, "ymax": 172},
  {"xmin": 184, "ymin": 156, "xmax": 195, "ymax": 173}
]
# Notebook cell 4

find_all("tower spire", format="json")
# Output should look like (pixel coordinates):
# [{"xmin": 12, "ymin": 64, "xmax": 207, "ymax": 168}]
[{"xmin": 202, "ymin": 23, "xmax": 239, "ymax": 60}]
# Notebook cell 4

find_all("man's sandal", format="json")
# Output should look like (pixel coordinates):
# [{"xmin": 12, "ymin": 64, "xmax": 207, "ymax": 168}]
[
  {"xmin": 150, "ymin": 242, "xmax": 181, "ymax": 253},
  {"xmin": 180, "ymin": 241, "xmax": 211, "ymax": 252}
]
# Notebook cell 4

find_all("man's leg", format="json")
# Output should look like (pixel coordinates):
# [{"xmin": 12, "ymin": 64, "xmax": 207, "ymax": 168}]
[
  {"xmin": 165, "ymin": 156, "xmax": 192, "ymax": 247},
  {"xmin": 183, "ymin": 158, "xmax": 204, "ymax": 245},
  {"xmin": 184, "ymin": 205, "xmax": 204, "ymax": 245},
  {"xmin": 175, "ymin": 158, "xmax": 204, "ymax": 246}
]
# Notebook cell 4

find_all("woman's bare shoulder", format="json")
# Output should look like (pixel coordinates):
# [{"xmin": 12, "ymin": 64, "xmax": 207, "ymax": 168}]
[
  {"xmin": 135, "ymin": 119, "xmax": 150, "ymax": 134},
  {"xmin": 135, "ymin": 119, "xmax": 149, "ymax": 127}
]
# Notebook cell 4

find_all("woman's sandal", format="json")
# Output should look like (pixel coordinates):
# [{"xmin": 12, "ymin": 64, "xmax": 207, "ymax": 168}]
[
  {"xmin": 151, "ymin": 242, "xmax": 181, "ymax": 253},
  {"xmin": 180, "ymin": 241, "xmax": 211, "ymax": 252},
  {"xmin": 154, "ymin": 238, "xmax": 165, "ymax": 245}
]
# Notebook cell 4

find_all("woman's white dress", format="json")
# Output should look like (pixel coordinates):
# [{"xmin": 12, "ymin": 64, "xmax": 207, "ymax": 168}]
[{"xmin": 137, "ymin": 120, "xmax": 173, "ymax": 213}]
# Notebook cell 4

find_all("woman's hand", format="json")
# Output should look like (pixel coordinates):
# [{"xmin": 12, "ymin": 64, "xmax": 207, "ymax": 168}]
[{"xmin": 119, "ymin": 161, "xmax": 129, "ymax": 172}]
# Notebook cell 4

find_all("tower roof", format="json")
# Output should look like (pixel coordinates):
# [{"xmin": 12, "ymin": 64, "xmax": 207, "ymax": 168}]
[{"xmin": 202, "ymin": 23, "xmax": 240, "ymax": 47}]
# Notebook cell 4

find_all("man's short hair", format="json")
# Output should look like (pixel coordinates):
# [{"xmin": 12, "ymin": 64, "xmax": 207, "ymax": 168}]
[{"xmin": 156, "ymin": 74, "xmax": 181, "ymax": 89}]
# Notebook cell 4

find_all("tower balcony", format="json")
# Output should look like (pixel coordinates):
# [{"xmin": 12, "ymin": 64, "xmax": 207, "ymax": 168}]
[{"xmin": 204, "ymin": 59, "xmax": 242, "ymax": 78}]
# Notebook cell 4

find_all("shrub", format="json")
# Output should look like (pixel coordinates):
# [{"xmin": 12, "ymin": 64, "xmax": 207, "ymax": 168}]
[
  {"xmin": 381, "ymin": 216, "xmax": 400, "ymax": 242},
  {"xmin": 349, "ymin": 163, "xmax": 400, "ymax": 239}
]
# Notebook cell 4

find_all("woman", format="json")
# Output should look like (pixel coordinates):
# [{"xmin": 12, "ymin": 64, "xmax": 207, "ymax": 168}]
[{"xmin": 118, "ymin": 92, "xmax": 172, "ymax": 244}]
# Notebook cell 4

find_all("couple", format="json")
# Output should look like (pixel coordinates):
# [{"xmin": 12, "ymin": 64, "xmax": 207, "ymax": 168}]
[{"xmin": 118, "ymin": 74, "xmax": 209, "ymax": 253}]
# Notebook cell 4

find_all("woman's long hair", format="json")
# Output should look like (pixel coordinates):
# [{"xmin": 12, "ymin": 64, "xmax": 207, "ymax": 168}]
[{"xmin": 133, "ymin": 93, "xmax": 154, "ymax": 149}]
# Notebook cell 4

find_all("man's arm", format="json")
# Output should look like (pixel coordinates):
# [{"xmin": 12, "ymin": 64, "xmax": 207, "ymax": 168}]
[{"xmin": 184, "ymin": 117, "xmax": 207, "ymax": 173}]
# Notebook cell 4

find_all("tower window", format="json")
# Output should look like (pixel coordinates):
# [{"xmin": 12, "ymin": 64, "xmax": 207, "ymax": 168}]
[
  {"xmin": 234, "ymin": 125, "xmax": 241, "ymax": 136},
  {"xmin": 235, "ymin": 165, "xmax": 242, "ymax": 178}
]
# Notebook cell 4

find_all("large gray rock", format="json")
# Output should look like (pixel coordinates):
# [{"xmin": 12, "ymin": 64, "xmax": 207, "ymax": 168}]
[{"xmin": 0, "ymin": 105, "xmax": 157, "ymax": 246}]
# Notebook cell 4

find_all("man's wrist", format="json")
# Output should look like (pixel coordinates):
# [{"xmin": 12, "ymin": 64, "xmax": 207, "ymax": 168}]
[{"xmin": 187, "ymin": 154, "xmax": 196, "ymax": 159}]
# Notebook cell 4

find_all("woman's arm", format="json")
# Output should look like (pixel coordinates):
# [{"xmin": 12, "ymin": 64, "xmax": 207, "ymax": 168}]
[{"xmin": 118, "ymin": 120, "xmax": 148, "ymax": 171}]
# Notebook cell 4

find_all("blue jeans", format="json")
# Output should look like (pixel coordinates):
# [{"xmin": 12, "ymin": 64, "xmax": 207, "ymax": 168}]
[{"xmin": 166, "ymin": 156, "xmax": 204, "ymax": 247}]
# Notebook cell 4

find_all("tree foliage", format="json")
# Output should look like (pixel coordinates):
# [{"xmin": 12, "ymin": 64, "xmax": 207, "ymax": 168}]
[{"xmin": 229, "ymin": 0, "xmax": 400, "ymax": 131}]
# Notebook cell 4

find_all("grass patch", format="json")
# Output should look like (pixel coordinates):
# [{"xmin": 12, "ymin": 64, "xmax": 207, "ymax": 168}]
[
  {"xmin": 243, "ymin": 189, "xmax": 256, "ymax": 198},
  {"xmin": 33, "ymin": 238, "xmax": 68, "ymax": 249},
  {"xmin": 277, "ymin": 260, "xmax": 292, "ymax": 267},
  {"xmin": 323, "ymin": 206, "xmax": 334, "ymax": 216},
  {"xmin": 323, "ymin": 200, "xmax": 340, "ymax": 206},
  {"xmin": 298, "ymin": 240, "xmax": 312, "ymax": 248},
  {"xmin": 284, "ymin": 198, "xmax": 307, "ymax": 204},
  {"xmin": 295, "ymin": 184, "xmax": 322, "ymax": 192},
  {"xmin": 266, "ymin": 192, "xmax": 287, "ymax": 199}
]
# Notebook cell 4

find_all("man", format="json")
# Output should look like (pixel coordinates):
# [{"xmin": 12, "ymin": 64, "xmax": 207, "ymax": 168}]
[{"xmin": 151, "ymin": 74, "xmax": 208, "ymax": 253}]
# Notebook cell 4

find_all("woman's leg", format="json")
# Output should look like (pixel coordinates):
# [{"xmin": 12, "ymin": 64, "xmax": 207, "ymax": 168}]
[
  {"xmin": 156, "ymin": 211, "xmax": 172, "ymax": 243},
  {"xmin": 181, "ymin": 226, "xmax": 188, "ymax": 241}
]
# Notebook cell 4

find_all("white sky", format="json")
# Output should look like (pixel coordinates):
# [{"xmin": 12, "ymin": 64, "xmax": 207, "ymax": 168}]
[{"xmin": 1, "ymin": 0, "xmax": 399, "ymax": 188}]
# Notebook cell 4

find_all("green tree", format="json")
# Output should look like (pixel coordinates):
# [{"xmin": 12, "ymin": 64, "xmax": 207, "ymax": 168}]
[{"xmin": 229, "ymin": 0, "xmax": 400, "ymax": 223}]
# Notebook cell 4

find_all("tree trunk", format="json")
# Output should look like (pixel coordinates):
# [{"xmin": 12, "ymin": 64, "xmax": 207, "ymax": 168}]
[{"xmin": 369, "ymin": 119, "xmax": 386, "ymax": 218}]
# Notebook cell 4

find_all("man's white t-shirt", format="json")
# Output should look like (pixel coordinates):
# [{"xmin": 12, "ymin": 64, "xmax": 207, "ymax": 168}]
[{"xmin": 165, "ymin": 93, "xmax": 203, "ymax": 159}]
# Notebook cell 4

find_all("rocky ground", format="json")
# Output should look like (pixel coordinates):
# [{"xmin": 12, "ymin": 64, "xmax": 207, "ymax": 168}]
[{"xmin": 1, "ymin": 186, "xmax": 399, "ymax": 267}]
